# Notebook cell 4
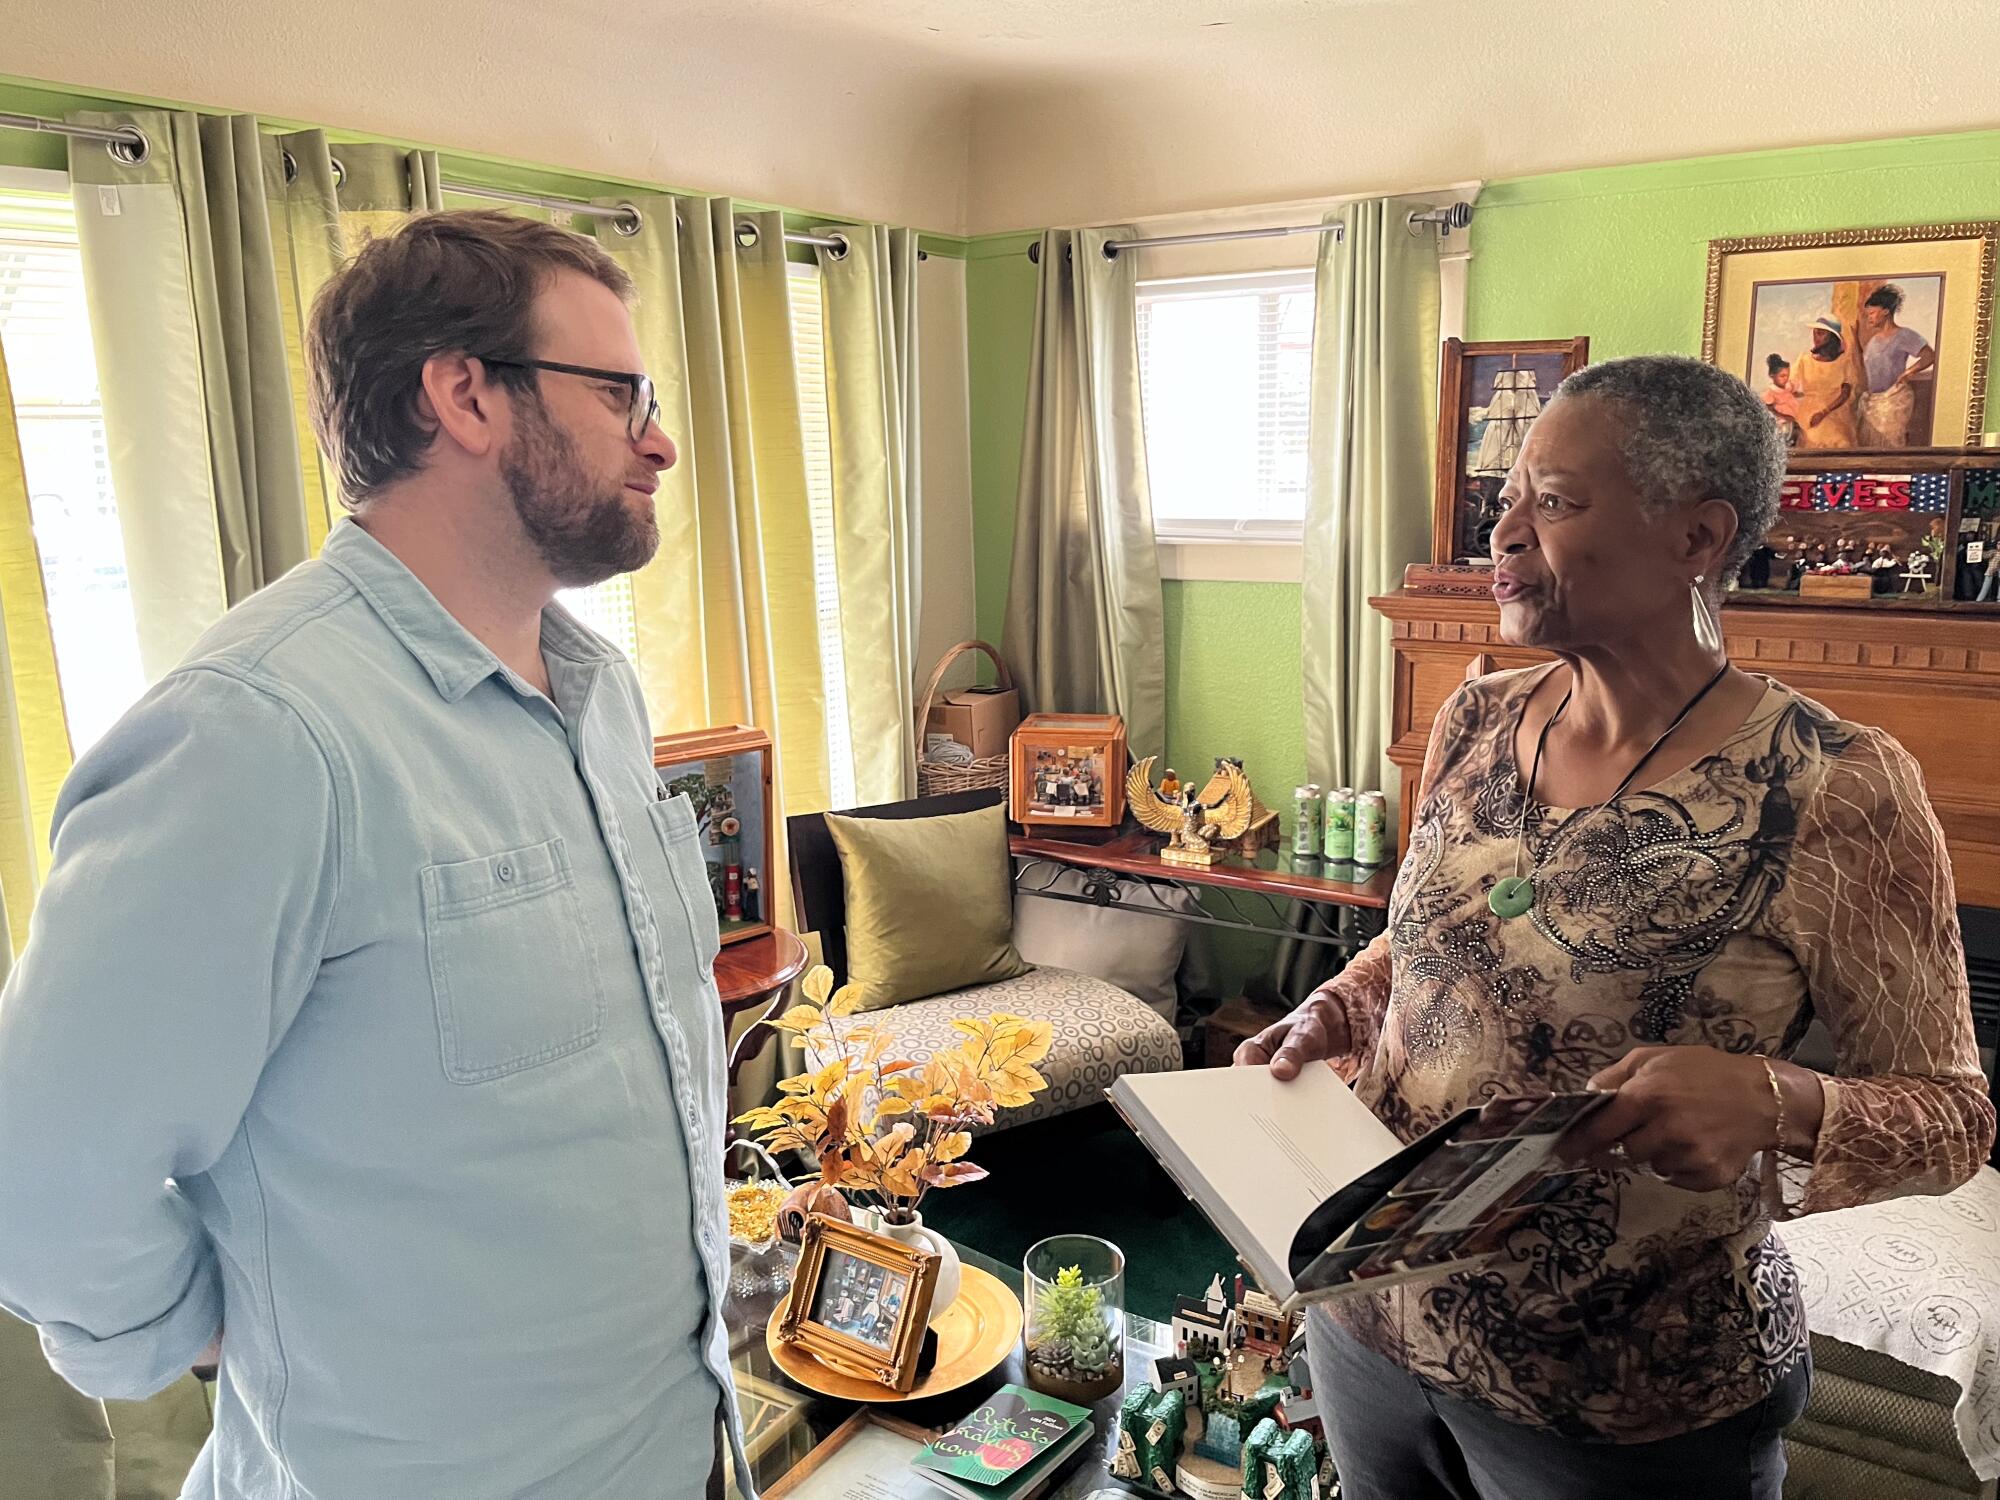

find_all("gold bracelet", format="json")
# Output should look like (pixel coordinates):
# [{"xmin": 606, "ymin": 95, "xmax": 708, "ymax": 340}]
[{"xmin": 1759, "ymin": 1056, "xmax": 1786, "ymax": 1155}]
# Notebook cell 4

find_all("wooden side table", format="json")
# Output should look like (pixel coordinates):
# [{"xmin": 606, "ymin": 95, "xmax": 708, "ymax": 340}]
[{"xmin": 717, "ymin": 928, "xmax": 810, "ymax": 1088}]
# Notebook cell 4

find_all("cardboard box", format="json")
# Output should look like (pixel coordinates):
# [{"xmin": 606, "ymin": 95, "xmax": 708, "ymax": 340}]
[{"xmin": 924, "ymin": 685, "xmax": 1020, "ymax": 760}]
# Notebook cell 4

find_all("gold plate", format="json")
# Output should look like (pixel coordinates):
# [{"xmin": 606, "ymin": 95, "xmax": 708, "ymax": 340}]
[{"xmin": 766, "ymin": 1264, "xmax": 1022, "ymax": 1402}]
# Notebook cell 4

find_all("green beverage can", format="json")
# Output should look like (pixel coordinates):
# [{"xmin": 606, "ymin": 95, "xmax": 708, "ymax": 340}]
[
  {"xmin": 1355, "ymin": 790, "xmax": 1388, "ymax": 866},
  {"xmin": 1292, "ymin": 785, "xmax": 1322, "ymax": 857},
  {"xmin": 1323, "ymin": 787, "xmax": 1355, "ymax": 861}
]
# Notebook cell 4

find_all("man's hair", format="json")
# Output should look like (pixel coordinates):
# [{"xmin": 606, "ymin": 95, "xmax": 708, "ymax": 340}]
[
  {"xmin": 306, "ymin": 209, "xmax": 634, "ymax": 504},
  {"xmin": 1553, "ymin": 354, "xmax": 1786, "ymax": 588},
  {"xmin": 1864, "ymin": 283, "xmax": 1905, "ymax": 316}
]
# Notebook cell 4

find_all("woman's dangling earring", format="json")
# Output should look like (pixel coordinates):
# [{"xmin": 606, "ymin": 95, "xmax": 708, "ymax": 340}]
[{"xmin": 1691, "ymin": 574, "xmax": 1724, "ymax": 655}]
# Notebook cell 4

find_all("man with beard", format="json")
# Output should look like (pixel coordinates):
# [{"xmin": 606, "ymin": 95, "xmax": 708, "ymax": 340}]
[{"xmin": 0, "ymin": 212, "xmax": 746, "ymax": 1499}]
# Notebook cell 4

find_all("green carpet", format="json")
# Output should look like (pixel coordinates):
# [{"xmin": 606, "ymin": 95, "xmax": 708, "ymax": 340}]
[{"xmin": 915, "ymin": 1103, "xmax": 1236, "ymax": 1325}]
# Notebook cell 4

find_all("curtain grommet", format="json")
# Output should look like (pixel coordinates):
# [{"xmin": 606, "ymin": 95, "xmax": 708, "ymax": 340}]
[
  {"xmin": 611, "ymin": 203, "xmax": 643, "ymax": 237},
  {"xmin": 735, "ymin": 221, "xmax": 761, "ymax": 250},
  {"xmin": 826, "ymin": 232, "xmax": 850, "ymax": 262},
  {"xmin": 1028, "ymin": 241, "xmax": 1040, "ymax": 264},
  {"xmin": 281, "ymin": 148, "xmax": 297, "ymax": 185},
  {"xmin": 107, "ymin": 126, "xmax": 149, "ymax": 167},
  {"xmin": 330, "ymin": 156, "xmax": 347, "ymax": 190}
]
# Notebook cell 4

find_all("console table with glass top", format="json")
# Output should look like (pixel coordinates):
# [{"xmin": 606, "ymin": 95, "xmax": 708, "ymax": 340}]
[
  {"xmin": 1010, "ymin": 830, "xmax": 1393, "ymax": 957},
  {"xmin": 728, "ymin": 1238, "xmax": 1171, "ymax": 1500}
]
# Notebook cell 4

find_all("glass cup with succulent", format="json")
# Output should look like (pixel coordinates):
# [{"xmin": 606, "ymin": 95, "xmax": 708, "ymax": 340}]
[
  {"xmin": 733, "ymin": 965, "xmax": 1053, "ymax": 1228},
  {"xmin": 1023, "ymin": 1236, "xmax": 1126, "ymax": 1403}
]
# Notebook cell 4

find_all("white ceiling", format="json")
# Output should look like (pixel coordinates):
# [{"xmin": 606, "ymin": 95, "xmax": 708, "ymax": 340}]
[
  {"xmin": 664, "ymin": 0, "xmax": 1378, "ymax": 71},
  {"xmin": 15, "ymin": 0, "xmax": 2000, "ymax": 236}
]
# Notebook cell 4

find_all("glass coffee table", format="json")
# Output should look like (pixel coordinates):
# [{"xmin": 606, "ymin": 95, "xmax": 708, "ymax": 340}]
[{"xmin": 728, "ymin": 1237, "xmax": 1171, "ymax": 1500}]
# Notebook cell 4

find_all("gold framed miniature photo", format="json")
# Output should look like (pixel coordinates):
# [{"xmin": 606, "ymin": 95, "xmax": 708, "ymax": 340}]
[{"xmin": 778, "ymin": 1215, "xmax": 941, "ymax": 1394}]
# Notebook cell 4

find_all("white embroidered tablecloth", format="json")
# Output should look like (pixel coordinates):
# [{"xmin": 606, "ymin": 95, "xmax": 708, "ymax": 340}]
[{"xmin": 1778, "ymin": 1165, "xmax": 2000, "ymax": 1480}]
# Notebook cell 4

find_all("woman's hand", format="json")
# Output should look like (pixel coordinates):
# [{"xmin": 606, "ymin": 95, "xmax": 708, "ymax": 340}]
[
  {"xmin": 1233, "ymin": 985, "xmax": 1351, "ymax": 1081},
  {"xmin": 1557, "ymin": 1046, "xmax": 1785, "ymax": 1191}
]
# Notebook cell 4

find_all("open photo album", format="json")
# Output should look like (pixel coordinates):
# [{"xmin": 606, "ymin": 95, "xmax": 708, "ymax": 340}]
[{"xmin": 1108, "ymin": 1064, "xmax": 1611, "ymax": 1311}]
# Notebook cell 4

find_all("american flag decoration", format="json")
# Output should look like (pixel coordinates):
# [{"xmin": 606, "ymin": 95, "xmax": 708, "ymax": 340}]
[{"xmin": 1784, "ymin": 471, "xmax": 1950, "ymax": 512}]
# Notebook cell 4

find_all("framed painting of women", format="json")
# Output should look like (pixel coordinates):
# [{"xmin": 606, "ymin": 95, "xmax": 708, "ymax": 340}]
[{"xmin": 1703, "ymin": 221, "xmax": 1999, "ymax": 451}]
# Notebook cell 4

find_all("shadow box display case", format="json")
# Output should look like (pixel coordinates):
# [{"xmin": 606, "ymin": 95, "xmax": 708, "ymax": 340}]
[
  {"xmin": 652, "ymin": 725, "xmax": 776, "ymax": 945},
  {"xmin": 1008, "ymin": 712, "xmax": 1129, "ymax": 830}
]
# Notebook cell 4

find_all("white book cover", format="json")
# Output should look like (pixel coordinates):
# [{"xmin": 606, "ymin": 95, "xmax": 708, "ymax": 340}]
[{"xmin": 1107, "ymin": 1064, "xmax": 1404, "ymax": 1302}]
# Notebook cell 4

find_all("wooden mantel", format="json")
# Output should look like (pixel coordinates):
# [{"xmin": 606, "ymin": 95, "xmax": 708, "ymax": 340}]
[{"xmin": 1372, "ymin": 589, "xmax": 2000, "ymax": 909}]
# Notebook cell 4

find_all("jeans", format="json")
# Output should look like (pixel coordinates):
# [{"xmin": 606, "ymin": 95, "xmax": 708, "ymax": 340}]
[{"xmin": 1305, "ymin": 1311, "xmax": 1810, "ymax": 1500}]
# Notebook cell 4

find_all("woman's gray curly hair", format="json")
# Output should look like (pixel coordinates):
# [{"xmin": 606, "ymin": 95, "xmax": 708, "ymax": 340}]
[{"xmin": 1551, "ymin": 354, "xmax": 1786, "ymax": 588}]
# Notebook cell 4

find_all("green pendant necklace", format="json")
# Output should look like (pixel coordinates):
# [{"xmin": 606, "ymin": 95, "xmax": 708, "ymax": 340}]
[{"xmin": 1489, "ymin": 660, "xmax": 1730, "ymax": 920}]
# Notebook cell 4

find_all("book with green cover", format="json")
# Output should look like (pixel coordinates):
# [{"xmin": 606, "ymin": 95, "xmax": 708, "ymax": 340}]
[{"xmin": 911, "ymin": 1384, "xmax": 1095, "ymax": 1500}]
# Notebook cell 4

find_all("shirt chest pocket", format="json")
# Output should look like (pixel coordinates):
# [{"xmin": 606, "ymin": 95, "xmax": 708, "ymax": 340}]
[{"xmin": 422, "ymin": 837, "xmax": 607, "ymax": 1084}]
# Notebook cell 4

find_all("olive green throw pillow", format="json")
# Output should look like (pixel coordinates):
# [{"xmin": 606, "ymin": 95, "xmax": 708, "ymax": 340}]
[{"xmin": 824, "ymin": 803, "xmax": 1030, "ymax": 1010}]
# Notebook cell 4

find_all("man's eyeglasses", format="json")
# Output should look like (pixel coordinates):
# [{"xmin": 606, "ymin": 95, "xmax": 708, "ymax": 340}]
[{"xmin": 478, "ymin": 357, "xmax": 660, "ymax": 442}]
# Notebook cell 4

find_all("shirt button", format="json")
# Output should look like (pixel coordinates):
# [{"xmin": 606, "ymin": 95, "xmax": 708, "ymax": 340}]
[{"xmin": 497, "ymin": 862, "xmax": 514, "ymax": 882}]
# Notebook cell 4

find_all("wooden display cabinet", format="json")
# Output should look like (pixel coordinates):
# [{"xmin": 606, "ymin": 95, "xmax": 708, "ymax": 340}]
[
  {"xmin": 1371, "ymin": 589, "xmax": 2000, "ymax": 909},
  {"xmin": 652, "ymin": 725, "xmax": 777, "ymax": 946},
  {"xmin": 1008, "ymin": 713, "xmax": 1129, "ymax": 830}
]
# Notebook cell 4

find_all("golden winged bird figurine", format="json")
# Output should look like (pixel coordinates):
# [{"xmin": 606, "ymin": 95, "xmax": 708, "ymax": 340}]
[{"xmin": 1127, "ymin": 755, "xmax": 1255, "ymax": 867}]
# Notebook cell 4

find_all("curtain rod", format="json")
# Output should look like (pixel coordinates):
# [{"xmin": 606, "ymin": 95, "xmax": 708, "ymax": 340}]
[
  {"xmin": 1029, "ymin": 201, "xmax": 1474, "ymax": 262},
  {"xmin": 3, "ymin": 112, "xmax": 862, "ymax": 254},
  {"xmin": 0, "ymin": 110, "xmax": 149, "ymax": 164},
  {"xmin": 438, "ymin": 182, "xmax": 856, "ymax": 255},
  {"xmin": 296, "ymin": 150, "xmax": 856, "ymax": 253}
]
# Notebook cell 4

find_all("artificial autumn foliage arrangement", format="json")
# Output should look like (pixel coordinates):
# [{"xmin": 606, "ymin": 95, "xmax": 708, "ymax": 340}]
[{"xmin": 733, "ymin": 966, "xmax": 1053, "ymax": 1224}]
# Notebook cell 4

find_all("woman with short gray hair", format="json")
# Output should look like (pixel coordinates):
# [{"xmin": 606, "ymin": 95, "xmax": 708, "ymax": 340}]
[{"xmin": 1240, "ymin": 354, "xmax": 1993, "ymax": 1497}]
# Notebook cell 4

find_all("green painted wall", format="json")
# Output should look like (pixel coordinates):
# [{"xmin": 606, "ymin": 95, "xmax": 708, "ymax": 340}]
[
  {"xmin": 1160, "ymin": 581, "xmax": 1304, "ymax": 798},
  {"xmin": 1466, "ymin": 130, "xmax": 2000, "ymax": 382}
]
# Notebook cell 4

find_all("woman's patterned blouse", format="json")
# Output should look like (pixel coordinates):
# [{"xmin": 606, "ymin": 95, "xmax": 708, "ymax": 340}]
[{"xmin": 1319, "ymin": 667, "xmax": 1995, "ymax": 1442}]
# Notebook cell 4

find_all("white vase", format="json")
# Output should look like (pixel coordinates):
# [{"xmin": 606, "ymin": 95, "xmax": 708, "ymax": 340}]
[{"xmin": 863, "ymin": 1208, "xmax": 961, "ymax": 1327}]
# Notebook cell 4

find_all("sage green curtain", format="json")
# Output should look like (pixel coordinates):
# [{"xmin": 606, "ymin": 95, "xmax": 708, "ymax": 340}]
[
  {"xmin": 0, "ymin": 1307, "xmax": 215, "ymax": 1500},
  {"xmin": 592, "ymin": 195, "xmax": 828, "ymax": 879},
  {"xmin": 815, "ymin": 224, "xmax": 921, "ymax": 802},
  {"xmin": 264, "ymin": 135, "xmax": 440, "ymax": 550},
  {"xmin": 66, "ymin": 115, "xmax": 441, "ymax": 678},
  {"xmin": 1266, "ymin": 199, "xmax": 1442, "ymax": 1011},
  {"xmin": 1002, "ymin": 227, "xmax": 1167, "ymax": 759},
  {"xmin": 0, "ymin": 341, "xmax": 70, "ymax": 964},
  {"xmin": 1300, "ymin": 198, "xmax": 1442, "ymax": 806},
  {"xmin": 0, "ymin": 1312, "xmax": 111, "ymax": 1500},
  {"xmin": 262, "ymin": 130, "xmax": 345, "ymax": 554},
  {"xmin": 67, "ymin": 110, "xmax": 300, "ymax": 670}
]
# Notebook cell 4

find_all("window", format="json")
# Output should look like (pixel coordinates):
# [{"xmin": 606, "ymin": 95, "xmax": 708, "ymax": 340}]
[
  {"xmin": 0, "ymin": 177, "xmax": 144, "ymax": 757},
  {"xmin": 1136, "ymin": 270, "xmax": 1315, "ymax": 540},
  {"xmin": 787, "ymin": 261, "xmax": 858, "ymax": 811},
  {"xmin": 555, "ymin": 572, "xmax": 638, "ymax": 661}
]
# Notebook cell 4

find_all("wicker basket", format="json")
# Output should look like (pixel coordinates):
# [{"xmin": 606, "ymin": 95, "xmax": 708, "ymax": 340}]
[{"xmin": 915, "ymin": 640, "xmax": 1017, "ymax": 797}]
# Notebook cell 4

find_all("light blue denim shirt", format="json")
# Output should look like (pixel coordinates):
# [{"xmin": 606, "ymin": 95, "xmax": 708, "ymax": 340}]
[{"xmin": 0, "ymin": 521, "xmax": 748, "ymax": 1498}]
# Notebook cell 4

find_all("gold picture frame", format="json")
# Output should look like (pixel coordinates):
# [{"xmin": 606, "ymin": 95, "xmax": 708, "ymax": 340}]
[
  {"xmin": 778, "ymin": 1216, "xmax": 940, "ymax": 1394},
  {"xmin": 761, "ymin": 1410, "xmax": 931, "ymax": 1500},
  {"xmin": 1701, "ymin": 221, "xmax": 1999, "ymax": 452}
]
